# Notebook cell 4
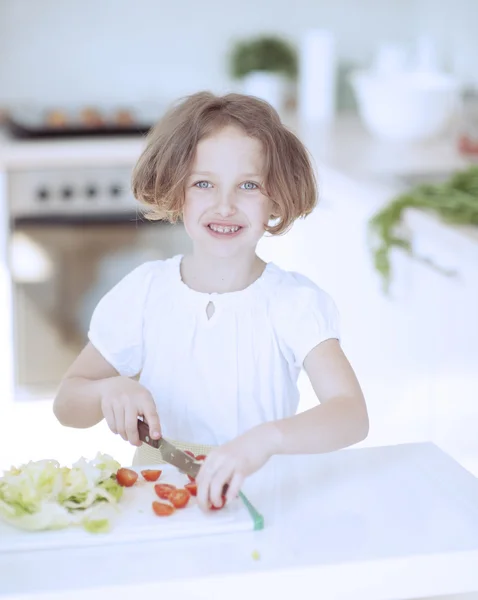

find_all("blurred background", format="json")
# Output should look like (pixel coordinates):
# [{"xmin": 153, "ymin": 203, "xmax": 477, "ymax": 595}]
[{"xmin": 0, "ymin": 0, "xmax": 477, "ymax": 474}]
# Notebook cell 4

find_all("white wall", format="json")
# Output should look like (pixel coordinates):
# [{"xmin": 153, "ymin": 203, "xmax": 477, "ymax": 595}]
[
  {"xmin": 420, "ymin": 0, "xmax": 478, "ymax": 83},
  {"xmin": 0, "ymin": 0, "xmax": 418, "ymax": 108}
]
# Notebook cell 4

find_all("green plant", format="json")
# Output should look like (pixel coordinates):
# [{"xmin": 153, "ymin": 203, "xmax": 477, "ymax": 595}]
[
  {"xmin": 368, "ymin": 165, "xmax": 478, "ymax": 293},
  {"xmin": 230, "ymin": 35, "xmax": 298, "ymax": 80}
]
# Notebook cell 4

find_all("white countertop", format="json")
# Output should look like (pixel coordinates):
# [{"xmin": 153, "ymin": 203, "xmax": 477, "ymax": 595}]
[
  {"xmin": 0, "ymin": 113, "xmax": 473, "ymax": 176},
  {"xmin": 2, "ymin": 442, "xmax": 478, "ymax": 600},
  {"xmin": 0, "ymin": 130, "xmax": 146, "ymax": 170}
]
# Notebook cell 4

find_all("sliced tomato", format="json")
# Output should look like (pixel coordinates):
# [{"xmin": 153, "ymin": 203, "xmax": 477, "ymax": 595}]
[
  {"xmin": 187, "ymin": 474, "xmax": 196, "ymax": 482},
  {"xmin": 195, "ymin": 454, "xmax": 207, "ymax": 462},
  {"xmin": 184, "ymin": 482, "xmax": 197, "ymax": 497},
  {"xmin": 209, "ymin": 496, "xmax": 226, "ymax": 510},
  {"xmin": 184, "ymin": 450, "xmax": 195, "ymax": 458},
  {"xmin": 116, "ymin": 468, "xmax": 138, "ymax": 487},
  {"xmin": 152, "ymin": 501, "xmax": 175, "ymax": 516},
  {"xmin": 169, "ymin": 488, "xmax": 191, "ymax": 509},
  {"xmin": 154, "ymin": 483, "xmax": 176, "ymax": 500},
  {"xmin": 141, "ymin": 469, "xmax": 162, "ymax": 482}
]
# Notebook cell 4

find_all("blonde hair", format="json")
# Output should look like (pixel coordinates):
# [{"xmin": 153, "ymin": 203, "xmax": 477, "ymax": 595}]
[{"xmin": 132, "ymin": 91, "xmax": 317, "ymax": 235}]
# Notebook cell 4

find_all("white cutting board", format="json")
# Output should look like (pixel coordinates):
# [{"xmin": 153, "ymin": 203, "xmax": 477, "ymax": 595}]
[{"xmin": 0, "ymin": 465, "xmax": 257, "ymax": 553}]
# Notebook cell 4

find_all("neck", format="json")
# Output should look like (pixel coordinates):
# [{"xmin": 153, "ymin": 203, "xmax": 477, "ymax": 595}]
[{"xmin": 180, "ymin": 248, "xmax": 266, "ymax": 294}]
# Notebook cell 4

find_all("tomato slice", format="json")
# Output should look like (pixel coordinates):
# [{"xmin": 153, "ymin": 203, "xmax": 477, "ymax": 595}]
[
  {"xmin": 209, "ymin": 496, "xmax": 226, "ymax": 510},
  {"xmin": 116, "ymin": 468, "xmax": 138, "ymax": 487},
  {"xmin": 154, "ymin": 483, "xmax": 176, "ymax": 500},
  {"xmin": 184, "ymin": 450, "xmax": 195, "ymax": 458},
  {"xmin": 187, "ymin": 474, "xmax": 196, "ymax": 482},
  {"xmin": 152, "ymin": 501, "xmax": 175, "ymax": 516},
  {"xmin": 141, "ymin": 469, "xmax": 162, "ymax": 482},
  {"xmin": 195, "ymin": 454, "xmax": 207, "ymax": 462},
  {"xmin": 169, "ymin": 488, "xmax": 191, "ymax": 509},
  {"xmin": 184, "ymin": 482, "xmax": 197, "ymax": 497}
]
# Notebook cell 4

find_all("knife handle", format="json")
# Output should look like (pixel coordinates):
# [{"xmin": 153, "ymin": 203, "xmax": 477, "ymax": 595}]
[{"xmin": 137, "ymin": 418, "xmax": 161, "ymax": 449}]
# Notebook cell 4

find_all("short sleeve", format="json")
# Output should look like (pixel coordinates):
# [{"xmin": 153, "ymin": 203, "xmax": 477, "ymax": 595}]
[
  {"xmin": 275, "ymin": 274, "xmax": 340, "ymax": 368},
  {"xmin": 88, "ymin": 261, "xmax": 156, "ymax": 376}
]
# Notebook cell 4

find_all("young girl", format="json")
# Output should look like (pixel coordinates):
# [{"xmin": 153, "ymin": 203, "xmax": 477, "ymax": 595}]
[{"xmin": 53, "ymin": 91, "xmax": 368, "ymax": 511}]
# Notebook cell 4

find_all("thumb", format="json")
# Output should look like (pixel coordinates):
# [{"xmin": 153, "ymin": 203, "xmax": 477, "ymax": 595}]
[{"xmin": 142, "ymin": 399, "xmax": 161, "ymax": 439}]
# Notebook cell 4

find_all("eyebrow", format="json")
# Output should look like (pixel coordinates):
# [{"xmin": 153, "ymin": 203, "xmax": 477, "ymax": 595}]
[{"xmin": 190, "ymin": 171, "xmax": 263, "ymax": 178}]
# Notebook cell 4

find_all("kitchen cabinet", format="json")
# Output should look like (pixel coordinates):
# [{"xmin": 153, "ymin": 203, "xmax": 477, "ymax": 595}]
[
  {"xmin": 259, "ymin": 167, "xmax": 478, "ymax": 453},
  {"xmin": 404, "ymin": 211, "xmax": 478, "ymax": 467}
]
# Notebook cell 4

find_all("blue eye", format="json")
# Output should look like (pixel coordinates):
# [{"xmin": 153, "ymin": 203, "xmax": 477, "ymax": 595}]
[
  {"xmin": 195, "ymin": 181, "xmax": 212, "ymax": 189},
  {"xmin": 241, "ymin": 182, "xmax": 258, "ymax": 190}
]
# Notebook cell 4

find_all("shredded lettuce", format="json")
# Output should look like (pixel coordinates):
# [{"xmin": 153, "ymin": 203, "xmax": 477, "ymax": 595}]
[{"xmin": 0, "ymin": 452, "xmax": 124, "ymax": 533}]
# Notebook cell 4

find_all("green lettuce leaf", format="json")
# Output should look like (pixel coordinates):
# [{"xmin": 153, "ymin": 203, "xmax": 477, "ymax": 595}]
[{"xmin": 0, "ymin": 453, "xmax": 125, "ymax": 532}]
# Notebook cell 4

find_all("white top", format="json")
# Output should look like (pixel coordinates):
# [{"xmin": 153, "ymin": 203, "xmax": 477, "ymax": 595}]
[{"xmin": 88, "ymin": 254, "xmax": 340, "ymax": 445}]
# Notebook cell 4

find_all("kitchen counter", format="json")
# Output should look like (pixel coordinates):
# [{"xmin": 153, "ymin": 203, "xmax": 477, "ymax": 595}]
[
  {"xmin": 0, "ymin": 130, "xmax": 146, "ymax": 170},
  {"xmin": 0, "ymin": 113, "xmax": 474, "ymax": 175},
  {"xmin": 2, "ymin": 442, "xmax": 478, "ymax": 600}
]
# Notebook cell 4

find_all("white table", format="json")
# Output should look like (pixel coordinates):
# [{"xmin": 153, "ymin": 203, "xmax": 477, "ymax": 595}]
[{"xmin": 1, "ymin": 442, "xmax": 478, "ymax": 600}]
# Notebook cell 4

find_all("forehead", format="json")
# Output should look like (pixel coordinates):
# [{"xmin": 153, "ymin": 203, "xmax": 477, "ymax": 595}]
[{"xmin": 192, "ymin": 125, "xmax": 264, "ymax": 172}]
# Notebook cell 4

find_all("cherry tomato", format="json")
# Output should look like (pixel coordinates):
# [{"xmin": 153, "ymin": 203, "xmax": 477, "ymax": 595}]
[
  {"xmin": 116, "ymin": 468, "xmax": 138, "ymax": 487},
  {"xmin": 152, "ymin": 501, "xmax": 175, "ymax": 516},
  {"xmin": 184, "ymin": 482, "xmax": 197, "ymax": 497},
  {"xmin": 169, "ymin": 488, "xmax": 191, "ymax": 509},
  {"xmin": 141, "ymin": 469, "xmax": 162, "ymax": 482},
  {"xmin": 154, "ymin": 483, "xmax": 176, "ymax": 500}
]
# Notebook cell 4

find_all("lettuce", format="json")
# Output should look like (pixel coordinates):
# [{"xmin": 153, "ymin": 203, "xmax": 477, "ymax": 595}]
[{"xmin": 0, "ymin": 452, "xmax": 124, "ymax": 533}]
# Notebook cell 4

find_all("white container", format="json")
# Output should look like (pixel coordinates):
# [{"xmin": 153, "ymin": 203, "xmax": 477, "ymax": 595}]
[
  {"xmin": 298, "ymin": 29, "xmax": 336, "ymax": 124},
  {"xmin": 350, "ymin": 70, "xmax": 460, "ymax": 142},
  {"xmin": 242, "ymin": 71, "xmax": 287, "ymax": 112}
]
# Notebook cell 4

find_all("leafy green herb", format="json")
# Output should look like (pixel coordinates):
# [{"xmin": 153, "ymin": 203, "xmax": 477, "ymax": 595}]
[{"xmin": 368, "ymin": 165, "xmax": 478, "ymax": 292}]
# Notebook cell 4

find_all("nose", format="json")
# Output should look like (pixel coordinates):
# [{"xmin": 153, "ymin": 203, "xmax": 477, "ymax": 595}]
[{"xmin": 214, "ymin": 190, "xmax": 237, "ymax": 217}]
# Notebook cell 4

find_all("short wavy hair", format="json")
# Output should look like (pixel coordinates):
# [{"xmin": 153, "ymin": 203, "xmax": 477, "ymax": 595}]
[{"xmin": 132, "ymin": 91, "xmax": 317, "ymax": 235}]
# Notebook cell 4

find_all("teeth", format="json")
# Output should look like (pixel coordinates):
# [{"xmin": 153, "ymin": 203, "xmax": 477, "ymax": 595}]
[{"xmin": 209, "ymin": 224, "xmax": 240, "ymax": 233}]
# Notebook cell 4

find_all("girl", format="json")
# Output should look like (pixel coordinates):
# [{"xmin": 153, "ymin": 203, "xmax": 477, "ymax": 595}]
[{"xmin": 53, "ymin": 92, "xmax": 368, "ymax": 511}]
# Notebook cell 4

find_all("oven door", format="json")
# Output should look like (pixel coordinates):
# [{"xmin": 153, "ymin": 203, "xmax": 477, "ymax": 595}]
[{"xmin": 10, "ymin": 215, "xmax": 190, "ymax": 400}]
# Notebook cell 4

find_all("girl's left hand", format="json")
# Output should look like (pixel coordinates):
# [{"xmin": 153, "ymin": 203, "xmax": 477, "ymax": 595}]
[{"xmin": 195, "ymin": 423, "xmax": 280, "ymax": 511}]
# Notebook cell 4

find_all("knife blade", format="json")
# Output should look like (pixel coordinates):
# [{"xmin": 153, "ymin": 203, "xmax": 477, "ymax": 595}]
[
  {"xmin": 137, "ymin": 419, "xmax": 200, "ymax": 479},
  {"xmin": 137, "ymin": 419, "xmax": 229, "ymax": 497}
]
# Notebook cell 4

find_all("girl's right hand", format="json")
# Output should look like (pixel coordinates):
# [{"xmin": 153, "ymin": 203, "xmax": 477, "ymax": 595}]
[{"xmin": 99, "ymin": 376, "xmax": 161, "ymax": 446}]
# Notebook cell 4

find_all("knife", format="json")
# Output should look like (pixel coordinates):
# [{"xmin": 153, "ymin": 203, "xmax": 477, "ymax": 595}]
[
  {"xmin": 137, "ymin": 419, "xmax": 201, "ymax": 479},
  {"xmin": 137, "ymin": 419, "xmax": 229, "ymax": 497}
]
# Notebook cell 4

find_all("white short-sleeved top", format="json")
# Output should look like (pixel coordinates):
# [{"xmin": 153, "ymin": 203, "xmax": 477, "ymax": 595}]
[{"xmin": 88, "ymin": 254, "xmax": 340, "ymax": 446}]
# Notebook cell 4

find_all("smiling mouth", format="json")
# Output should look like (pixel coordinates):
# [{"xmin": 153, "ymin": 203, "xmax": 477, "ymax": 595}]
[{"xmin": 207, "ymin": 224, "xmax": 242, "ymax": 234}]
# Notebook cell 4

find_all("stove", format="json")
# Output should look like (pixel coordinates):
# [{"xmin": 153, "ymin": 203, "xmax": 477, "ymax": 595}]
[{"xmin": 8, "ymin": 165, "xmax": 142, "ymax": 222}]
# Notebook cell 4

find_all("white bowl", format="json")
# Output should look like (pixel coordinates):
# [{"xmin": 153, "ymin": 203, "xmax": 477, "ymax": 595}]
[{"xmin": 349, "ymin": 70, "xmax": 460, "ymax": 142}]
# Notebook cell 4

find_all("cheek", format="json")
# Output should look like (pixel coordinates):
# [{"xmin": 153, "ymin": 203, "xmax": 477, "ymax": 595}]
[
  {"xmin": 182, "ymin": 193, "xmax": 202, "ymax": 225},
  {"xmin": 250, "ymin": 197, "xmax": 273, "ymax": 227}
]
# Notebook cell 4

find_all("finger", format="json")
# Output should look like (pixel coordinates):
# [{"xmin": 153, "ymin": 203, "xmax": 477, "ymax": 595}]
[
  {"xmin": 210, "ymin": 464, "xmax": 234, "ymax": 508},
  {"xmin": 102, "ymin": 402, "xmax": 117, "ymax": 435},
  {"xmin": 225, "ymin": 472, "xmax": 244, "ymax": 504},
  {"xmin": 113, "ymin": 403, "xmax": 127, "ymax": 441},
  {"xmin": 125, "ymin": 404, "xmax": 141, "ymax": 446},
  {"xmin": 196, "ymin": 460, "xmax": 216, "ymax": 511},
  {"xmin": 141, "ymin": 396, "xmax": 161, "ymax": 439}
]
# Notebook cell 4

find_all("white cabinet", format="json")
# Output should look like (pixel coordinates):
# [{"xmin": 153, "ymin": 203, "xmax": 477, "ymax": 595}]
[
  {"xmin": 404, "ymin": 212, "xmax": 478, "ymax": 469},
  {"xmin": 259, "ymin": 168, "xmax": 478, "ymax": 452}
]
